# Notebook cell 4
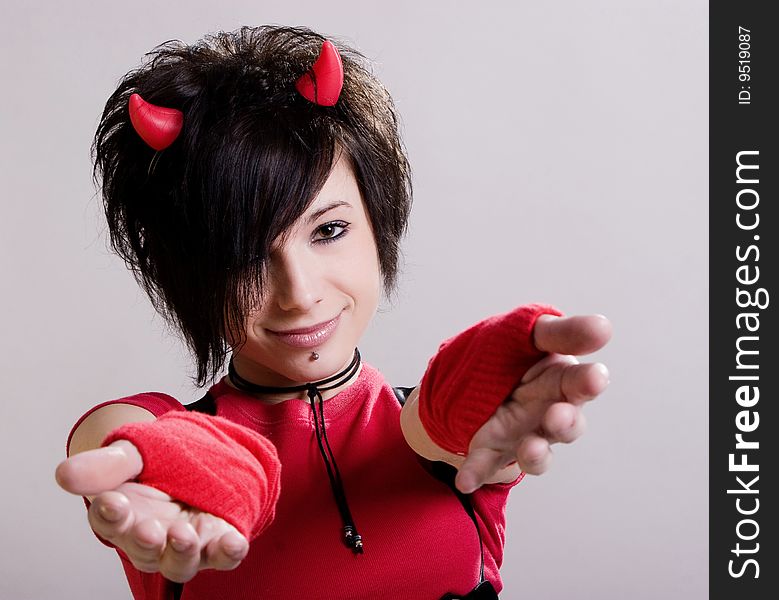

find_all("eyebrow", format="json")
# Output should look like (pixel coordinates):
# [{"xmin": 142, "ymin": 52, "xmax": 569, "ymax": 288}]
[{"xmin": 305, "ymin": 200, "xmax": 352, "ymax": 225}]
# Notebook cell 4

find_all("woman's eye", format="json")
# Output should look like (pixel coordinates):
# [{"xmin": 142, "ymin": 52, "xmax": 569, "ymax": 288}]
[{"xmin": 314, "ymin": 221, "xmax": 349, "ymax": 244}]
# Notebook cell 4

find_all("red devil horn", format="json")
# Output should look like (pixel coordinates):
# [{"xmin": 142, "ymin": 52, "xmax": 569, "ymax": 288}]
[
  {"xmin": 295, "ymin": 40, "xmax": 344, "ymax": 107},
  {"xmin": 128, "ymin": 93, "xmax": 184, "ymax": 151}
]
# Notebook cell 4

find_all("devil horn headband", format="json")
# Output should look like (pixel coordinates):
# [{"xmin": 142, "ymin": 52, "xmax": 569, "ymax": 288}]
[
  {"xmin": 294, "ymin": 40, "xmax": 344, "ymax": 107},
  {"xmin": 128, "ymin": 40, "xmax": 343, "ymax": 150},
  {"xmin": 128, "ymin": 93, "xmax": 184, "ymax": 151}
]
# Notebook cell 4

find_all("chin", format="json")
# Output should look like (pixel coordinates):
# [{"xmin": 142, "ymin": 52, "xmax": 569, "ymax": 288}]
[{"xmin": 275, "ymin": 345, "xmax": 356, "ymax": 383}]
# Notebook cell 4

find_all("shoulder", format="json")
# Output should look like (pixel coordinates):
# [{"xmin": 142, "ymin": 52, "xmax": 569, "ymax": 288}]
[{"xmin": 66, "ymin": 392, "xmax": 184, "ymax": 456}]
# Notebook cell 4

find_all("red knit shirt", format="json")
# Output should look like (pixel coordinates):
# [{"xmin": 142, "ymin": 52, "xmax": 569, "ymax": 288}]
[{"xmin": 67, "ymin": 363, "xmax": 521, "ymax": 599}]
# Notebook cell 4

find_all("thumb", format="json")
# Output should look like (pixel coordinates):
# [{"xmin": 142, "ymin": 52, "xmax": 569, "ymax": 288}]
[{"xmin": 55, "ymin": 440, "xmax": 143, "ymax": 496}]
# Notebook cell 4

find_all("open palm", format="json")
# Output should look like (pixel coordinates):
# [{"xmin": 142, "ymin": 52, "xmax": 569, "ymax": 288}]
[{"xmin": 56, "ymin": 440, "xmax": 249, "ymax": 582}]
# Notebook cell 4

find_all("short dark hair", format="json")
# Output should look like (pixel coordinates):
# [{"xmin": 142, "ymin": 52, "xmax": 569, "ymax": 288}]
[{"xmin": 93, "ymin": 25, "xmax": 412, "ymax": 386}]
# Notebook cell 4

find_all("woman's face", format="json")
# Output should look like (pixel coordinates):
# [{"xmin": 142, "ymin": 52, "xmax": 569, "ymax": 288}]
[{"xmin": 230, "ymin": 153, "xmax": 382, "ymax": 388}]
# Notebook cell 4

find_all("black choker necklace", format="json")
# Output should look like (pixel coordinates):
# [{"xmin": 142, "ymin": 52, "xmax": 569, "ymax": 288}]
[
  {"xmin": 227, "ymin": 348, "xmax": 364, "ymax": 554},
  {"xmin": 227, "ymin": 348, "xmax": 361, "ymax": 397}
]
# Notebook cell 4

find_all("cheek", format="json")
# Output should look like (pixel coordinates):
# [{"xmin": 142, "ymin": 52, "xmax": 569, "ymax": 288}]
[
  {"xmin": 343, "ymin": 236, "xmax": 381, "ymax": 312},
  {"xmin": 224, "ymin": 315, "xmax": 251, "ymax": 350},
  {"xmin": 358, "ymin": 240, "xmax": 382, "ymax": 294},
  {"xmin": 224, "ymin": 300, "xmax": 267, "ymax": 350},
  {"xmin": 223, "ymin": 310, "xmax": 244, "ymax": 349}
]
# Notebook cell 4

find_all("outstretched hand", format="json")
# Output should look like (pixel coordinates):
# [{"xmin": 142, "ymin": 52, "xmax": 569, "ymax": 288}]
[
  {"xmin": 455, "ymin": 314, "xmax": 612, "ymax": 493},
  {"xmin": 55, "ymin": 441, "xmax": 249, "ymax": 583}
]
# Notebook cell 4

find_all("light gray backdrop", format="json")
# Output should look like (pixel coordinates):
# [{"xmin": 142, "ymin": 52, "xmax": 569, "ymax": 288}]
[{"xmin": 0, "ymin": 1, "xmax": 708, "ymax": 598}]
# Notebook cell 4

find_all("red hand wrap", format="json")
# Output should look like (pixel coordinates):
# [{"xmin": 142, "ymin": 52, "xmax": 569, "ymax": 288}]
[
  {"xmin": 418, "ymin": 303, "xmax": 563, "ymax": 455},
  {"xmin": 102, "ymin": 411, "xmax": 281, "ymax": 541}
]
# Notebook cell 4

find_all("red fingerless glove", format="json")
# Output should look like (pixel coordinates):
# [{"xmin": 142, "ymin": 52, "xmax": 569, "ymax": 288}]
[
  {"xmin": 102, "ymin": 411, "xmax": 281, "ymax": 541},
  {"xmin": 418, "ymin": 303, "xmax": 563, "ymax": 455}
]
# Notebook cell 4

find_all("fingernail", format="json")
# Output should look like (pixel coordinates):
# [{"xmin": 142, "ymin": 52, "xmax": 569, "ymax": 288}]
[
  {"xmin": 170, "ymin": 538, "xmax": 190, "ymax": 552},
  {"xmin": 457, "ymin": 476, "xmax": 476, "ymax": 495},
  {"xmin": 595, "ymin": 363, "xmax": 610, "ymax": 384},
  {"xmin": 224, "ymin": 544, "xmax": 245, "ymax": 559},
  {"xmin": 99, "ymin": 503, "xmax": 120, "ymax": 522},
  {"xmin": 135, "ymin": 536, "xmax": 159, "ymax": 549}
]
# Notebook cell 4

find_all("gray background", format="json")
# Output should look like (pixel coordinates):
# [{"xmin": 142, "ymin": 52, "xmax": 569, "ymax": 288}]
[{"xmin": 0, "ymin": 1, "xmax": 708, "ymax": 598}]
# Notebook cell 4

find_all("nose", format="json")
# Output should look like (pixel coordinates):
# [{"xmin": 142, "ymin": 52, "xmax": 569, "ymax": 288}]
[{"xmin": 268, "ymin": 245, "xmax": 322, "ymax": 313}]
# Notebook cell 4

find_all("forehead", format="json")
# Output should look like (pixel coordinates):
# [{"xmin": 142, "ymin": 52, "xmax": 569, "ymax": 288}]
[
  {"xmin": 306, "ymin": 152, "xmax": 360, "ymax": 211},
  {"xmin": 271, "ymin": 153, "xmax": 363, "ymax": 248}
]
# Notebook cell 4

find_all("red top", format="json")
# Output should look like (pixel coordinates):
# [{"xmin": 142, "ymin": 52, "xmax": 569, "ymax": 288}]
[{"xmin": 67, "ymin": 363, "xmax": 521, "ymax": 599}]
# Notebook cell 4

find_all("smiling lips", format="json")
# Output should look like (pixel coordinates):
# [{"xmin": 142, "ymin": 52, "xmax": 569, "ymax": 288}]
[{"xmin": 268, "ymin": 314, "xmax": 341, "ymax": 348}]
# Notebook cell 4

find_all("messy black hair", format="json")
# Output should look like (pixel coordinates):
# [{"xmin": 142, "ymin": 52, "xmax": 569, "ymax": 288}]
[{"xmin": 93, "ymin": 25, "xmax": 412, "ymax": 386}]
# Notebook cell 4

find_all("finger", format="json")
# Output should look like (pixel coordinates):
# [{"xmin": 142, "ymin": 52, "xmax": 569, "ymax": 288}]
[
  {"xmin": 189, "ymin": 512, "xmax": 247, "ymax": 569},
  {"xmin": 515, "ymin": 361, "xmax": 609, "ymax": 408},
  {"xmin": 56, "ymin": 440, "xmax": 143, "ymax": 496},
  {"xmin": 88, "ymin": 490, "xmax": 135, "ymax": 542},
  {"xmin": 159, "ymin": 522, "xmax": 201, "ymax": 583},
  {"xmin": 515, "ymin": 435, "xmax": 552, "ymax": 475},
  {"xmin": 126, "ymin": 518, "xmax": 168, "ymax": 567},
  {"xmin": 204, "ymin": 530, "xmax": 249, "ymax": 571},
  {"xmin": 566, "ymin": 362, "xmax": 610, "ymax": 405},
  {"xmin": 541, "ymin": 402, "xmax": 587, "ymax": 444},
  {"xmin": 521, "ymin": 353, "xmax": 578, "ymax": 384},
  {"xmin": 533, "ymin": 314, "xmax": 612, "ymax": 356},
  {"xmin": 455, "ymin": 446, "xmax": 512, "ymax": 494}
]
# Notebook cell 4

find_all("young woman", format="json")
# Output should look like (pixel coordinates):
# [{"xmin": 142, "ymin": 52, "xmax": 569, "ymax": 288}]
[{"xmin": 55, "ymin": 25, "xmax": 611, "ymax": 599}]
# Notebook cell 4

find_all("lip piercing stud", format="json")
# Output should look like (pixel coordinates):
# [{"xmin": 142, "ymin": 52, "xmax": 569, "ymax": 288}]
[{"xmin": 311, "ymin": 352, "xmax": 320, "ymax": 361}]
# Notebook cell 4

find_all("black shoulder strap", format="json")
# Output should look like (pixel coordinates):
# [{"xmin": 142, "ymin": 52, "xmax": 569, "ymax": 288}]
[
  {"xmin": 185, "ymin": 391, "xmax": 217, "ymax": 415},
  {"xmin": 392, "ymin": 386, "xmax": 416, "ymax": 406},
  {"xmin": 392, "ymin": 387, "xmax": 488, "ymax": 587}
]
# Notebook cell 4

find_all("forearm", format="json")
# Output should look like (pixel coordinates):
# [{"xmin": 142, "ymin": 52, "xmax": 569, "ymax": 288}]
[{"xmin": 400, "ymin": 387, "xmax": 520, "ymax": 484}]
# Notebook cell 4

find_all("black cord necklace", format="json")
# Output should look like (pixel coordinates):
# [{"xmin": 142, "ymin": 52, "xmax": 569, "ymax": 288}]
[{"xmin": 228, "ymin": 348, "xmax": 364, "ymax": 554}]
